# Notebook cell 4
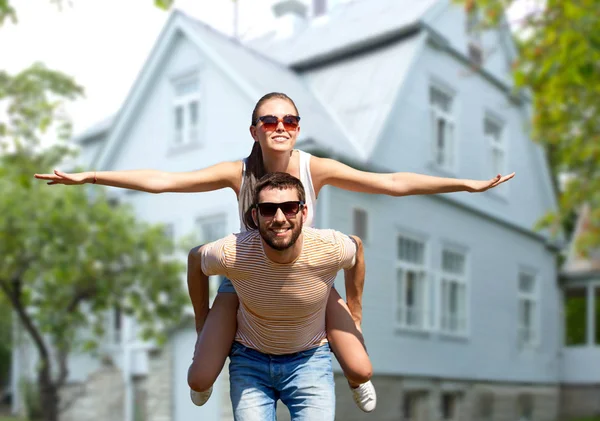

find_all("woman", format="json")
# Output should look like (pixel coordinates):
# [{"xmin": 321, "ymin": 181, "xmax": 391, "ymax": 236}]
[{"xmin": 35, "ymin": 92, "xmax": 514, "ymax": 413}]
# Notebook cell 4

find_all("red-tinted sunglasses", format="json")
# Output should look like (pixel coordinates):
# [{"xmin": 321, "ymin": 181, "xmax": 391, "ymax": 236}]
[
  {"xmin": 255, "ymin": 114, "xmax": 301, "ymax": 132},
  {"xmin": 256, "ymin": 201, "xmax": 305, "ymax": 218}
]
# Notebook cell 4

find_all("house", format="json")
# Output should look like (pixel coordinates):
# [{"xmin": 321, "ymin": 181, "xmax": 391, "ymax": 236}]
[
  {"xmin": 559, "ymin": 204, "xmax": 600, "ymax": 419},
  {"xmin": 12, "ymin": 0, "xmax": 581, "ymax": 420}
]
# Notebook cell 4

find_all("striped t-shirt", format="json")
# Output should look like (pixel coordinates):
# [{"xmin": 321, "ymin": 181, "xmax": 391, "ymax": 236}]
[{"xmin": 201, "ymin": 227, "xmax": 357, "ymax": 355}]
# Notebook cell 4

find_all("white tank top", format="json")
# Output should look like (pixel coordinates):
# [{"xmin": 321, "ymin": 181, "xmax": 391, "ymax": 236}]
[{"xmin": 238, "ymin": 150, "xmax": 317, "ymax": 231}]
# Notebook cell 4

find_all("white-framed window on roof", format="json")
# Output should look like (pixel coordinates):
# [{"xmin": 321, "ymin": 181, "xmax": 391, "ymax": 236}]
[
  {"xmin": 429, "ymin": 84, "xmax": 455, "ymax": 173},
  {"xmin": 485, "ymin": 116, "xmax": 506, "ymax": 178},
  {"xmin": 440, "ymin": 248, "xmax": 468, "ymax": 336},
  {"xmin": 395, "ymin": 234, "xmax": 430, "ymax": 331},
  {"xmin": 172, "ymin": 74, "xmax": 201, "ymax": 146},
  {"xmin": 196, "ymin": 214, "xmax": 228, "ymax": 302},
  {"xmin": 517, "ymin": 270, "xmax": 539, "ymax": 348}
]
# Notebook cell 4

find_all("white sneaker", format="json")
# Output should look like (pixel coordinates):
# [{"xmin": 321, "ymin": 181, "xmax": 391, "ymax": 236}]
[
  {"xmin": 190, "ymin": 386, "xmax": 213, "ymax": 406},
  {"xmin": 351, "ymin": 380, "xmax": 376, "ymax": 412}
]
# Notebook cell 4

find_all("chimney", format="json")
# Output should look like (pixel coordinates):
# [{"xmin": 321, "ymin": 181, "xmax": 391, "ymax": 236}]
[
  {"xmin": 313, "ymin": 0, "xmax": 327, "ymax": 17},
  {"xmin": 272, "ymin": 0, "xmax": 308, "ymax": 39}
]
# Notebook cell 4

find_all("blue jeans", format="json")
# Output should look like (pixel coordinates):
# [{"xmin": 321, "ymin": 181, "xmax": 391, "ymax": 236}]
[{"xmin": 228, "ymin": 342, "xmax": 335, "ymax": 421}]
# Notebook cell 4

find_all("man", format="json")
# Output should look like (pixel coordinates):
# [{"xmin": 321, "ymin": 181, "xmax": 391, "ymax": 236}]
[{"xmin": 194, "ymin": 172, "xmax": 368, "ymax": 420}]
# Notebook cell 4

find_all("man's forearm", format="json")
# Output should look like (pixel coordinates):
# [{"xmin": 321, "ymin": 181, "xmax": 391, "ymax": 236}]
[
  {"xmin": 345, "ymin": 235, "xmax": 365, "ymax": 326},
  {"xmin": 187, "ymin": 246, "xmax": 210, "ymax": 332}
]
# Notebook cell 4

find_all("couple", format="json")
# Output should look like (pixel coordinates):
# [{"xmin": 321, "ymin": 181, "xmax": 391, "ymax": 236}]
[
  {"xmin": 197, "ymin": 171, "xmax": 366, "ymax": 419},
  {"xmin": 35, "ymin": 91, "xmax": 514, "ymax": 419}
]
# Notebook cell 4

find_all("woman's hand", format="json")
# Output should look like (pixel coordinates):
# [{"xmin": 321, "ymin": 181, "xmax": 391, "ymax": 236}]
[
  {"xmin": 465, "ymin": 172, "xmax": 515, "ymax": 193},
  {"xmin": 34, "ymin": 169, "xmax": 92, "ymax": 185}
]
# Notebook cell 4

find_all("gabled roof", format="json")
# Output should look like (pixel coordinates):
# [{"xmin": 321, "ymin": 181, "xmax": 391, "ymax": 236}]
[
  {"xmin": 247, "ymin": 0, "xmax": 438, "ymax": 67},
  {"xmin": 93, "ymin": 10, "xmax": 366, "ymax": 169},
  {"xmin": 563, "ymin": 204, "xmax": 600, "ymax": 278}
]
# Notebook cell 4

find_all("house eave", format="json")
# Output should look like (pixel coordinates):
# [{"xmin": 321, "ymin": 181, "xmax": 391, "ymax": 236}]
[{"xmin": 290, "ymin": 23, "xmax": 422, "ymax": 71}]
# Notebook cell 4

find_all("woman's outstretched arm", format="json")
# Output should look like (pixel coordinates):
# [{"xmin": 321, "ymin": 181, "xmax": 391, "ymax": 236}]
[
  {"xmin": 311, "ymin": 156, "xmax": 515, "ymax": 197},
  {"xmin": 34, "ymin": 161, "xmax": 243, "ymax": 194}
]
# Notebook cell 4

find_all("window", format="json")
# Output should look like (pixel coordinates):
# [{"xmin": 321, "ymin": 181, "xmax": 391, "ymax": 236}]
[
  {"xmin": 517, "ymin": 393, "xmax": 534, "ymax": 421},
  {"xmin": 352, "ymin": 208, "xmax": 368, "ymax": 243},
  {"xmin": 564, "ymin": 287, "xmax": 587, "ymax": 346},
  {"xmin": 485, "ymin": 117, "xmax": 505, "ymax": 177},
  {"xmin": 441, "ymin": 393, "xmax": 461, "ymax": 421},
  {"xmin": 518, "ymin": 271, "xmax": 538, "ymax": 347},
  {"xmin": 396, "ymin": 235, "xmax": 429, "ymax": 330},
  {"xmin": 440, "ymin": 249, "xmax": 468, "ymax": 335},
  {"xmin": 403, "ymin": 392, "xmax": 428, "ymax": 421},
  {"xmin": 430, "ymin": 85, "xmax": 455, "ymax": 172},
  {"xmin": 196, "ymin": 214, "xmax": 228, "ymax": 301},
  {"xmin": 477, "ymin": 392, "xmax": 494, "ymax": 421},
  {"xmin": 172, "ymin": 74, "xmax": 200, "ymax": 146}
]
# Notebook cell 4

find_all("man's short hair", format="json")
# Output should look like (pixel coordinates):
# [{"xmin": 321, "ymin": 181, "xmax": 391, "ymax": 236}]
[{"xmin": 245, "ymin": 172, "xmax": 306, "ymax": 229}]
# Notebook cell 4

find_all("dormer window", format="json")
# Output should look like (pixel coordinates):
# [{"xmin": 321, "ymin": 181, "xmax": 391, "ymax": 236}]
[{"xmin": 172, "ymin": 74, "xmax": 200, "ymax": 146}]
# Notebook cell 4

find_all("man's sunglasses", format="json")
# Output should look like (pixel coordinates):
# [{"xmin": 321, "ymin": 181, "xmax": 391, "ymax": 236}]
[
  {"xmin": 255, "ymin": 115, "xmax": 301, "ymax": 132},
  {"xmin": 256, "ymin": 201, "xmax": 305, "ymax": 218}
]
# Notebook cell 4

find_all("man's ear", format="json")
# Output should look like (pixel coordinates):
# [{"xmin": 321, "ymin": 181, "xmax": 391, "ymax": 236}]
[
  {"xmin": 252, "ymin": 207, "xmax": 259, "ymax": 227},
  {"xmin": 301, "ymin": 204, "xmax": 308, "ymax": 224}
]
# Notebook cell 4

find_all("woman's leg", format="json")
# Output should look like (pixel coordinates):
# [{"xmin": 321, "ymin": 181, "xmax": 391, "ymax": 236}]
[
  {"xmin": 325, "ymin": 288, "xmax": 372, "ymax": 387},
  {"xmin": 188, "ymin": 291, "xmax": 239, "ymax": 392},
  {"xmin": 326, "ymin": 235, "xmax": 372, "ymax": 386},
  {"xmin": 186, "ymin": 246, "xmax": 239, "ymax": 393}
]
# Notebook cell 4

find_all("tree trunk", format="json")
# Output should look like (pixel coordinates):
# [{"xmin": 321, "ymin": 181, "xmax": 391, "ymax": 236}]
[{"xmin": 38, "ymin": 362, "xmax": 60, "ymax": 421}]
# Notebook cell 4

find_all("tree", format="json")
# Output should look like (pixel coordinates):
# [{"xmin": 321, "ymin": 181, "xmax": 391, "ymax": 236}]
[
  {"xmin": 456, "ymin": 0, "xmax": 600, "ymax": 252},
  {"xmin": 0, "ymin": 149, "xmax": 188, "ymax": 421},
  {"xmin": 1, "ymin": 2, "xmax": 185, "ymax": 421}
]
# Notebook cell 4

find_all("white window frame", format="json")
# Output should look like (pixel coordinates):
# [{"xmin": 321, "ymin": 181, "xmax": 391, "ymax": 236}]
[
  {"xmin": 394, "ymin": 233, "xmax": 431, "ymax": 331},
  {"xmin": 484, "ymin": 114, "xmax": 507, "ymax": 179},
  {"xmin": 517, "ymin": 269, "xmax": 539, "ymax": 349},
  {"xmin": 439, "ymin": 246, "xmax": 469, "ymax": 337},
  {"xmin": 196, "ymin": 213, "xmax": 229, "ymax": 303},
  {"xmin": 429, "ymin": 83, "xmax": 456, "ymax": 173},
  {"xmin": 352, "ymin": 207, "xmax": 368, "ymax": 244},
  {"xmin": 172, "ymin": 73, "xmax": 201, "ymax": 147}
]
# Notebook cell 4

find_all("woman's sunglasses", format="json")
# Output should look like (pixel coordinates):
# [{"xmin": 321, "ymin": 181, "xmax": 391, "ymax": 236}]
[
  {"xmin": 255, "ymin": 115, "xmax": 301, "ymax": 132},
  {"xmin": 256, "ymin": 201, "xmax": 305, "ymax": 218}
]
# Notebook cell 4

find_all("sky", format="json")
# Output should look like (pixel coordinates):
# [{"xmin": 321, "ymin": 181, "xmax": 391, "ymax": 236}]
[{"xmin": 0, "ymin": 0, "xmax": 533, "ymax": 138}]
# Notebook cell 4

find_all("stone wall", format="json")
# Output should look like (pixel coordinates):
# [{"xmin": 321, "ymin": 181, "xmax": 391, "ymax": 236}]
[
  {"xmin": 146, "ymin": 346, "xmax": 173, "ymax": 421},
  {"xmin": 560, "ymin": 384, "xmax": 600, "ymax": 420},
  {"xmin": 332, "ymin": 374, "xmax": 560, "ymax": 421},
  {"xmin": 60, "ymin": 363, "xmax": 125, "ymax": 421}
]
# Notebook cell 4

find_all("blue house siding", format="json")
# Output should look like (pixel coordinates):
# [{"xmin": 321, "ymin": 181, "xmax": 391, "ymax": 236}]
[{"xmin": 324, "ymin": 186, "xmax": 560, "ymax": 384}]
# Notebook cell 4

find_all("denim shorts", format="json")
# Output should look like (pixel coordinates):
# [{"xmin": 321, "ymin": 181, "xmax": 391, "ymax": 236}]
[{"xmin": 228, "ymin": 342, "xmax": 335, "ymax": 421}]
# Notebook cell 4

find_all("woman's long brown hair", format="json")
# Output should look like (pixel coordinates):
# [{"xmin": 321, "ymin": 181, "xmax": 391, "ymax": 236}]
[{"xmin": 240, "ymin": 92, "xmax": 299, "ymax": 230}]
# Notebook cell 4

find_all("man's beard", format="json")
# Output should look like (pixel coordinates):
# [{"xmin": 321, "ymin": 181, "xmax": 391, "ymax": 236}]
[{"xmin": 259, "ymin": 221, "xmax": 303, "ymax": 251}]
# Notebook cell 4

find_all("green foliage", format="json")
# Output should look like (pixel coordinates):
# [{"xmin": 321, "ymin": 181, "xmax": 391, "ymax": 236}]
[
  {"xmin": 0, "ymin": 63, "xmax": 83, "ymax": 151},
  {"xmin": 455, "ymin": 0, "xmax": 600, "ymax": 252},
  {"xmin": 0, "ymin": 149, "xmax": 188, "ymax": 353}
]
